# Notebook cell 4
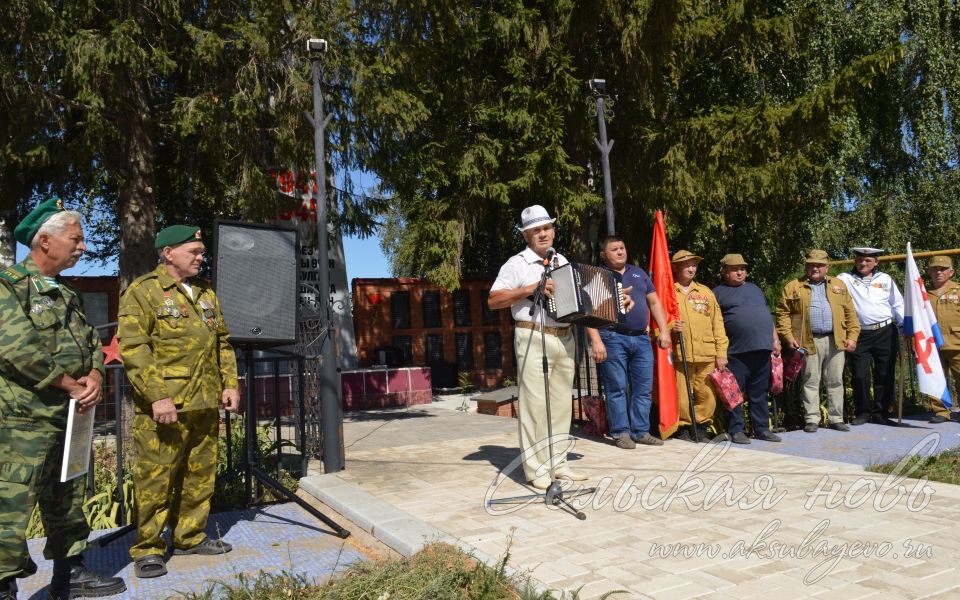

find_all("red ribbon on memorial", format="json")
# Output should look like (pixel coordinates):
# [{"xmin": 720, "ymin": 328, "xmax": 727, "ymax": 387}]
[{"xmin": 648, "ymin": 210, "xmax": 680, "ymax": 438}]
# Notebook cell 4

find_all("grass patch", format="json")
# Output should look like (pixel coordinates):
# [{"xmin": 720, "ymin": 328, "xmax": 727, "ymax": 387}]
[
  {"xmin": 181, "ymin": 542, "xmax": 626, "ymax": 599},
  {"xmin": 868, "ymin": 447, "xmax": 960, "ymax": 485}
]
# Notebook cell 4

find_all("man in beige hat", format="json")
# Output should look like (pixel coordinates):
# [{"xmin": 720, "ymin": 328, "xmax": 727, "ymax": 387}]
[
  {"xmin": 713, "ymin": 254, "xmax": 782, "ymax": 443},
  {"xmin": 925, "ymin": 255, "xmax": 960, "ymax": 423},
  {"xmin": 670, "ymin": 250, "xmax": 728, "ymax": 442},
  {"xmin": 488, "ymin": 205, "xmax": 589, "ymax": 489},
  {"xmin": 775, "ymin": 250, "xmax": 860, "ymax": 432}
]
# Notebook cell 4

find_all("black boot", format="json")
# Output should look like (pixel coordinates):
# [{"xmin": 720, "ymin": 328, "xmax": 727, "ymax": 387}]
[
  {"xmin": 0, "ymin": 577, "xmax": 17, "ymax": 600},
  {"xmin": 49, "ymin": 556, "xmax": 126, "ymax": 599}
]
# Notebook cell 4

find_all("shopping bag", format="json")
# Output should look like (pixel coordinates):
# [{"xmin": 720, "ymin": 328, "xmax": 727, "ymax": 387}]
[
  {"xmin": 708, "ymin": 367, "xmax": 743, "ymax": 410},
  {"xmin": 770, "ymin": 353, "xmax": 784, "ymax": 395},
  {"xmin": 783, "ymin": 347, "xmax": 807, "ymax": 383}
]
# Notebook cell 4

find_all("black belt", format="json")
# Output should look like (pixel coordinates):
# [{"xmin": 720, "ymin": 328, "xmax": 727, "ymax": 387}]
[
  {"xmin": 811, "ymin": 331, "xmax": 832, "ymax": 337},
  {"xmin": 611, "ymin": 328, "xmax": 648, "ymax": 336}
]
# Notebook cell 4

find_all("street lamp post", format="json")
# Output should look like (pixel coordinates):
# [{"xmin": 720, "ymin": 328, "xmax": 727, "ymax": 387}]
[
  {"xmin": 588, "ymin": 79, "xmax": 616, "ymax": 236},
  {"xmin": 304, "ymin": 37, "xmax": 344, "ymax": 472}
]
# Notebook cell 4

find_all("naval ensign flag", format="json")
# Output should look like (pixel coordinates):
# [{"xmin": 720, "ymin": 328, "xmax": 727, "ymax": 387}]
[{"xmin": 903, "ymin": 243, "xmax": 952, "ymax": 409}]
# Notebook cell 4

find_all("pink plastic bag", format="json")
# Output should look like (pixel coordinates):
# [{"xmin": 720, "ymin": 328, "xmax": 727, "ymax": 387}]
[
  {"xmin": 770, "ymin": 353, "xmax": 784, "ymax": 395},
  {"xmin": 708, "ymin": 368, "xmax": 743, "ymax": 410}
]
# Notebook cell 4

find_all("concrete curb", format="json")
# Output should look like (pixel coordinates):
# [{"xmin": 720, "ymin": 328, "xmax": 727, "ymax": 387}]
[{"xmin": 299, "ymin": 473, "xmax": 549, "ymax": 596}]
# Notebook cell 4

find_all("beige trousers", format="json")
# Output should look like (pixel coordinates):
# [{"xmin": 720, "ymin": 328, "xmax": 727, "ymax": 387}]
[
  {"xmin": 514, "ymin": 326, "xmax": 575, "ymax": 481},
  {"xmin": 801, "ymin": 334, "xmax": 846, "ymax": 424}
]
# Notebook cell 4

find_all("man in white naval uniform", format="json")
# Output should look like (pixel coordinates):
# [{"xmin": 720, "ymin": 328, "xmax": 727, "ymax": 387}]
[{"xmin": 837, "ymin": 247, "xmax": 904, "ymax": 425}]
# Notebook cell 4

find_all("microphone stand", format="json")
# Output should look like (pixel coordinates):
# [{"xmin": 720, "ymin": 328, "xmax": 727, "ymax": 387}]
[{"xmin": 487, "ymin": 257, "xmax": 596, "ymax": 520}]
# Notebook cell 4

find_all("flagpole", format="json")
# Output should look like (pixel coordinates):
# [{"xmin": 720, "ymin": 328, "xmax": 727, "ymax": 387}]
[{"xmin": 897, "ymin": 339, "xmax": 905, "ymax": 424}]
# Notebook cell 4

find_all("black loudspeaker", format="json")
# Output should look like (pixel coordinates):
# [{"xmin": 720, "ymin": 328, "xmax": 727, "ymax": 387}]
[{"xmin": 213, "ymin": 220, "xmax": 299, "ymax": 345}]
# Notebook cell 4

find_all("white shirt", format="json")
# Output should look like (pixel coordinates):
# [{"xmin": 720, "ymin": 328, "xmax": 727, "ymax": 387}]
[
  {"xmin": 837, "ymin": 270, "xmax": 904, "ymax": 327},
  {"xmin": 490, "ymin": 247, "xmax": 569, "ymax": 325}
]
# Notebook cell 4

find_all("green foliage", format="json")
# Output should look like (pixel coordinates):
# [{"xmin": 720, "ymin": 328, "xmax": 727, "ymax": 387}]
[
  {"xmin": 2, "ymin": 0, "xmax": 375, "ymax": 283},
  {"xmin": 214, "ymin": 415, "xmax": 301, "ymax": 510},
  {"xmin": 5, "ymin": 0, "xmax": 960, "ymax": 291},
  {"xmin": 869, "ymin": 448, "xmax": 960, "ymax": 486},
  {"xmin": 27, "ymin": 440, "xmax": 135, "ymax": 539},
  {"xmin": 182, "ymin": 542, "xmax": 627, "ymax": 599},
  {"xmin": 356, "ymin": 0, "xmax": 960, "ymax": 292}
]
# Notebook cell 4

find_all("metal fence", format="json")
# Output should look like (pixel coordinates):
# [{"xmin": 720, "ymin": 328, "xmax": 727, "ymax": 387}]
[{"xmin": 91, "ymin": 348, "xmax": 310, "ymax": 526}]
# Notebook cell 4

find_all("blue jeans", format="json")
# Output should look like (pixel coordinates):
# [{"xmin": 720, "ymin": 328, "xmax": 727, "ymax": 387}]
[{"xmin": 597, "ymin": 330, "xmax": 654, "ymax": 438}]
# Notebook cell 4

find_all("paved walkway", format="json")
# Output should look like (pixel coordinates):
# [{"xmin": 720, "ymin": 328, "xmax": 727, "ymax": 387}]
[
  {"xmin": 17, "ymin": 503, "xmax": 367, "ymax": 599},
  {"xmin": 303, "ymin": 397, "xmax": 960, "ymax": 599}
]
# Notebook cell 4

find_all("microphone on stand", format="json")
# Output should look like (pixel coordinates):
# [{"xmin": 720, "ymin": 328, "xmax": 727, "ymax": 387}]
[{"xmin": 541, "ymin": 247, "xmax": 556, "ymax": 267}]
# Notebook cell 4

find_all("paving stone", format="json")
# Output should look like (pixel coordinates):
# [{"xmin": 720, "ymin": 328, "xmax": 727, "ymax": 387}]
[{"xmin": 16, "ymin": 503, "xmax": 367, "ymax": 599}]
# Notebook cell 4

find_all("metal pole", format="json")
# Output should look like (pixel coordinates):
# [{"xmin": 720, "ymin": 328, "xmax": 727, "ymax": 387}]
[
  {"xmin": 675, "ymin": 334, "xmax": 699, "ymax": 442},
  {"xmin": 308, "ymin": 55, "xmax": 345, "ymax": 472},
  {"xmin": 593, "ymin": 95, "xmax": 615, "ymax": 235}
]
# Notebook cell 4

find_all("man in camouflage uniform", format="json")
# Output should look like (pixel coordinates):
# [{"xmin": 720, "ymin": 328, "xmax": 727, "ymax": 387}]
[
  {"xmin": 0, "ymin": 199, "xmax": 126, "ymax": 599},
  {"xmin": 926, "ymin": 255, "xmax": 960, "ymax": 424},
  {"xmin": 118, "ymin": 225, "xmax": 239, "ymax": 579},
  {"xmin": 670, "ymin": 250, "xmax": 729, "ymax": 442}
]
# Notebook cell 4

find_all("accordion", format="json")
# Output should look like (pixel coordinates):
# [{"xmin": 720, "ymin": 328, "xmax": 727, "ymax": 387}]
[{"xmin": 547, "ymin": 263, "xmax": 627, "ymax": 327}]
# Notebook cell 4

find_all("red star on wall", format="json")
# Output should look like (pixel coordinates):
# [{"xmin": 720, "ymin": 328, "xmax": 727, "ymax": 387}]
[{"xmin": 103, "ymin": 335, "xmax": 122, "ymax": 364}]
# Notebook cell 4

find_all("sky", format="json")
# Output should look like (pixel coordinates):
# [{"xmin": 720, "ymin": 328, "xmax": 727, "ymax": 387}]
[
  {"xmin": 17, "ymin": 232, "xmax": 391, "ymax": 283},
  {"xmin": 15, "ymin": 171, "xmax": 393, "ymax": 282}
]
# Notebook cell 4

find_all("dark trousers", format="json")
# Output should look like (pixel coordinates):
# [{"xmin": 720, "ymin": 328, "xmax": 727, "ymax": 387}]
[
  {"xmin": 848, "ymin": 323, "xmax": 898, "ymax": 417},
  {"xmin": 726, "ymin": 350, "xmax": 772, "ymax": 435}
]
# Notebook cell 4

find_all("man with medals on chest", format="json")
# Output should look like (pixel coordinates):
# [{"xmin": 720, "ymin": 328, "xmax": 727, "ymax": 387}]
[
  {"xmin": 670, "ymin": 250, "xmax": 729, "ymax": 442},
  {"xmin": 925, "ymin": 255, "xmax": 960, "ymax": 424},
  {"xmin": 118, "ymin": 225, "xmax": 240, "ymax": 579},
  {"xmin": 837, "ymin": 247, "xmax": 904, "ymax": 425}
]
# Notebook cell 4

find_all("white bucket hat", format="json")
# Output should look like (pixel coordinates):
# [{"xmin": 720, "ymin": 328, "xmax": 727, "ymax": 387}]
[{"xmin": 518, "ymin": 205, "xmax": 556, "ymax": 231}]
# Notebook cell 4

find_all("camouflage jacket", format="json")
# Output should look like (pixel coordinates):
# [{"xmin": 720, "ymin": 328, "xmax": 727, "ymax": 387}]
[
  {"xmin": 0, "ymin": 256, "xmax": 104, "ymax": 430},
  {"xmin": 118, "ymin": 265, "xmax": 238, "ymax": 414}
]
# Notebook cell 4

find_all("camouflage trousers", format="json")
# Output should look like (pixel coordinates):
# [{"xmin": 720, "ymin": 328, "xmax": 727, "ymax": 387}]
[
  {"xmin": 0, "ymin": 426, "xmax": 90, "ymax": 581},
  {"xmin": 130, "ymin": 408, "xmax": 218, "ymax": 560}
]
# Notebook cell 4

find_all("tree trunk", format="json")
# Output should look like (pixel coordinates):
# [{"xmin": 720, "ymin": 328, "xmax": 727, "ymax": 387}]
[
  {"xmin": 0, "ymin": 210, "xmax": 14, "ymax": 268},
  {"xmin": 117, "ymin": 81, "xmax": 158, "ymax": 290}
]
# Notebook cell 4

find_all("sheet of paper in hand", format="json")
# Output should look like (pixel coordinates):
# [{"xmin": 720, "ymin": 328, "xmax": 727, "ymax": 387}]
[{"xmin": 61, "ymin": 398, "xmax": 95, "ymax": 482}]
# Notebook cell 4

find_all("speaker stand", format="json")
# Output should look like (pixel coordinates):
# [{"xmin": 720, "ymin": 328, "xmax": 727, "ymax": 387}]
[{"xmin": 232, "ymin": 345, "xmax": 350, "ymax": 538}]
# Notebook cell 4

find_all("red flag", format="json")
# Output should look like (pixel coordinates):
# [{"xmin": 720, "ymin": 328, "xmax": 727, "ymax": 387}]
[{"xmin": 648, "ymin": 211, "xmax": 680, "ymax": 438}]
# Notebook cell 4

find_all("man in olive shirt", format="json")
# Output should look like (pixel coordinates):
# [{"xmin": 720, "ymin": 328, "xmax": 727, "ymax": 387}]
[
  {"xmin": 775, "ymin": 250, "xmax": 860, "ymax": 432},
  {"xmin": 119, "ymin": 225, "xmax": 240, "ymax": 578},
  {"xmin": 670, "ymin": 250, "xmax": 728, "ymax": 442},
  {"xmin": 926, "ymin": 255, "xmax": 960, "ymax": 423}
]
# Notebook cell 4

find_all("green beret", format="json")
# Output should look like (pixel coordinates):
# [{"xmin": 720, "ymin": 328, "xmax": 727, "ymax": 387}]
[
  {"xmin": 155, "ymin": 225, "xmax": 202, "ymax": 249},
  {"xmin": 14, "ymin": 198, "xmax": 65, "ymax": 246}
]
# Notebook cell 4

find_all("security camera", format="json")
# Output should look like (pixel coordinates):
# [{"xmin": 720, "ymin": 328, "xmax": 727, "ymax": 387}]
[
  {"xmin": 307, "ymin": 38, "xmax": 329, "ymax": 53},
  {"xmin": 587, "ymin": 79, "xmax": 607, "ymax": 94}
]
